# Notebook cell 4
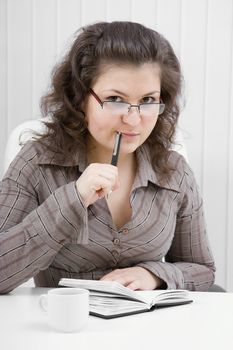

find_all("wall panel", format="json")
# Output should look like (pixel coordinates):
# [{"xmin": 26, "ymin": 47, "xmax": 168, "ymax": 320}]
[
  {"xmin": 131, "ymin": 0, "xmax": 158, "ymax": 28},
  {"xmin": 156, "ymin": 0, "xmax": 182, "ymax": 55},
  {"xmin": 81, "ymin": 0, "xmax": 106, "ymax": 25},
  {"xmin": 106, "ymin": 0, "xmax": 131, "ymax": 21},
  {"xmin": 178, "ymin": 0, "xmax": 208, "ymax": 189},
  {"xmin": 202, "ymin": 0, "xmax": 233, "ymax": 287},
  {"xmin": 226, "ymin": 12, "xmax": 233, "ymax": 291},
  {"xmin": 7, "ymin": 0, "xmax": 32, "ymax": 130},
  {"xmin": 32, "ymin": 0, "xmax": 57, "ymax": 119},
  {"xmin": 57, "ymin": 0, "xmax": 82, "ymax": 53}
]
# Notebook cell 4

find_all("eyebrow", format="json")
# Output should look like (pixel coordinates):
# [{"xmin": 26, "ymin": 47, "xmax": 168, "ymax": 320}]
[{"xmin": 102, "ymin": 89, "xmax": 160, "ymax": 97}]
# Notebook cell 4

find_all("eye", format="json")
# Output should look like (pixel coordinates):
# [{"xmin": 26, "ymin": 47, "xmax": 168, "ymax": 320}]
[
  {"xmin": 105, "ymin": 95, "xmax": 123, "ymax": 102},
  {"xmin": 141, "ymin": 96, "xmax": 156, "ymax": 104}
]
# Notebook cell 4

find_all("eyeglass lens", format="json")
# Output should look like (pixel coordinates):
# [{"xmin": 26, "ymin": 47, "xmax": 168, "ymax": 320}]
[{"xmin": 103, "ymin": 101, "xmax": 164, "ymax": 116}]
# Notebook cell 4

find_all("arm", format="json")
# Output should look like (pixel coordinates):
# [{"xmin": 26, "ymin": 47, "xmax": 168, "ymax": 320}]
[
  {"xmin": 0, "ymin": 145, "xmax": 88, "ymax": 294},
  {"xmin": 137, "ymin": 161, "xmax": 216, "ymax": 291}
]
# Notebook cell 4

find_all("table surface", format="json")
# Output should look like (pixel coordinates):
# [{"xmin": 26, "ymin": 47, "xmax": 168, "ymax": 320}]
[{"xmin": 1, "ymin": 287, "xmax": 233, "ymax": 350}]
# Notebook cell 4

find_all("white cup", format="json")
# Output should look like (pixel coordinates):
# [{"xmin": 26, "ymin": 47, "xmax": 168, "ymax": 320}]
[{"xmin": 39, "ymin": 288, "xmax": 89, "ymax": 333}]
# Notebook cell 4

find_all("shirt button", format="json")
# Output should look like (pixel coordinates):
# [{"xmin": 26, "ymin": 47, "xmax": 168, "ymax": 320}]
[
  {"xmin": 113, "ymin": 238, "xmax": 120, "ymax": 245},
  {"xmin": 122, "ymin": 228, "xmax": 129, "ymax": 234}
]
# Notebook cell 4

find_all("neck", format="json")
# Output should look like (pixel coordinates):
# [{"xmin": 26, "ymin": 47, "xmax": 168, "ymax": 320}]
[{"xmin": 87, "ymin": 146, "xmax": 135, "ymax": 168}]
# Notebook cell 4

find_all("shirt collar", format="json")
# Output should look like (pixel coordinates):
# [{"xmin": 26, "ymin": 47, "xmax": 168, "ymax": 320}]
[
  {"xmin": 135, "ymin": 145, "xmax": 181, "ymax": 192},
  {"xmin": 36, "ymin": 142, "xmax": 181, "ymax": 192},
  {"xmin": 36, "ymin": 143, "xmax": 87, "ymax": 172}
]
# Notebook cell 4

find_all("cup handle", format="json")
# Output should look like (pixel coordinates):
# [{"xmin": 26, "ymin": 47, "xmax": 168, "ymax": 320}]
[{"xmin": 39, "ymin": 294, "xmax": 48, "ymax": 312}]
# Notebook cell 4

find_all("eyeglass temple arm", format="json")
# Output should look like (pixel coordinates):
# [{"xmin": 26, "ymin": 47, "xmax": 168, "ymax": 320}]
[{"xmin": 89, "ymin": 89, "xmax": 103, "ymax": 107}]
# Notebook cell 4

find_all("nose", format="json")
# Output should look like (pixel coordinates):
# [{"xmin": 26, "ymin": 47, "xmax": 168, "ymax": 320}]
[{"xmin": 122, "ymin": 106, "xmax": 141, "ymax": 126}]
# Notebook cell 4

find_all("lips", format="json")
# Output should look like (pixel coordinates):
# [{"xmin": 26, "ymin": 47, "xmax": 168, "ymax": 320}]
[{"xmin": 119, "ymin": 131, "xmax": 140, "ymax": 136}]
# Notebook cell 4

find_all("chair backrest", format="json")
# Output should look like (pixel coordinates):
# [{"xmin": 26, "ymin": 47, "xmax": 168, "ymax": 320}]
[
  {"xmin": 3, "ymin": 119, "xmax": 49, "ymax": 173},
  {"xmin": 3, "ymin": 119, "xmax": 188, "ymax": 174}
]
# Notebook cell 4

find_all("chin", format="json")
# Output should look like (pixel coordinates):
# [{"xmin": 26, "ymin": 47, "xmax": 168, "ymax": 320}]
[{"xmin": 121, "ymin": 144, "xmax": 139, "ymax": 154}]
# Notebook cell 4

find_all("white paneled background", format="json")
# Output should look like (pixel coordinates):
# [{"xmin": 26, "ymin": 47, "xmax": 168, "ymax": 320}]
[{"xmin": 0, "ymin": 0, "xmax": 233, "ymax": 291}]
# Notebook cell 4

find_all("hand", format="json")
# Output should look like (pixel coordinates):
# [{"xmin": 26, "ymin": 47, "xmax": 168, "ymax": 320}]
[
  {"xmin": 76, "ymin": 163, "xmax": 119, "ymax": 207},
  {"xmin": 100, "ymin": 266, "xmax": 164, "ymax": 290}
]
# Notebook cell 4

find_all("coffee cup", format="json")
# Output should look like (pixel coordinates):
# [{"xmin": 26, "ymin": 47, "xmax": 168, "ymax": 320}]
[{"xmin": 39, "ymin": 287, "xmax": 89, "ymax": 333}]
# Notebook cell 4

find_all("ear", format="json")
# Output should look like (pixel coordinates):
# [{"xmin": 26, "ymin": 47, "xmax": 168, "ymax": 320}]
[
  {"xmin": 80, "ymin": 96, "xmax": 88, "ymax": 121},
  {"xmin": 80, "ymin": 110, "xmax": 88, "ymax": 127}
]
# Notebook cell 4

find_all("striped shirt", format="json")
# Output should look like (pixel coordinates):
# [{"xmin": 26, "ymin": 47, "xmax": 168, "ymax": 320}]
[{"xmin": 0, "ymin": 140, "xmax": 215, "ymax": 293}]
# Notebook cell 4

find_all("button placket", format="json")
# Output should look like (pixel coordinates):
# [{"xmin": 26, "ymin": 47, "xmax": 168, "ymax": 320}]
[
  {"xmin": 112, "ymin": 250, "xmax": 120, "ymax": 258},
  {"xmin": 122, "ymin": 227, "xmax": 129, "ymax": 235},
  {"xmin": 113, "ymin": 238, "xmax": 120, "ymax": 245}
]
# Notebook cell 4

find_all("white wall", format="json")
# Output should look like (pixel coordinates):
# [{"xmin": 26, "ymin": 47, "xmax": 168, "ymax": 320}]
[{"xmin": 0, "ymin": 0, "xmax": 233, "ymax": 291}]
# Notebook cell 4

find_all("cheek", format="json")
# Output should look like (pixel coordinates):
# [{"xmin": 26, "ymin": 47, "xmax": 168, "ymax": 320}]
[
  {"xmin": 86, "ymin": 110, "xmax": 114, "ymax": 136},
  {"xmin": 143, "ymin": 118, "xmax": 158, "ymax": 136}
]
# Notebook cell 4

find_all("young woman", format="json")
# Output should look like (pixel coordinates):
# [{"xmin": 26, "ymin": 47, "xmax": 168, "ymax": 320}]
[{"xmin": 0, "ymin": 21, "xmax": 215, "ymax": 293}]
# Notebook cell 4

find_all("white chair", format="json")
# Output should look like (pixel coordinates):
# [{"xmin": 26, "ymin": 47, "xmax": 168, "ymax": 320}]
[{"xmin": 3, "ymin": 118, "xmax": 49, "ymax": 174}]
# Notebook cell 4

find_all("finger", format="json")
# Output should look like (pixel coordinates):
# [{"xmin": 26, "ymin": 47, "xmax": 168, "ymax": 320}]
[
  {"xmin": 101, "ymin": 271, "xmax": 140, "ymax": 290},
  {"xmin": 100, "ymin": 269, "xmax": 123, "ymax": 281},
  {"xmin": 91, "ymin": 176, "xmax": 113, "ymax": 195},
  {"xmin": 103, "ymin": 274, "xmax": 134, "ymax": 287},
  {"xmin": 125, "ymin": 280, "xmax": 141, "ymax": 291},
  {"xmin": 100, "ymin": 272, "xmax": 117, "ymax": 281}
]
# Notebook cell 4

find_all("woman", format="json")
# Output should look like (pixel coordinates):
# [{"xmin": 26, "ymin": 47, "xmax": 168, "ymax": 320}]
[{"xmin": 0, "ymin": 21, "xmax": 215, "ymax": 293}]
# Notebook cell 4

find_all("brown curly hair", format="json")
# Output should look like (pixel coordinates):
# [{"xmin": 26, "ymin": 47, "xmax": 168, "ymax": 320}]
[{"xmin": 39, "ymin": 21, "xmax": 182, "ymax": 177}]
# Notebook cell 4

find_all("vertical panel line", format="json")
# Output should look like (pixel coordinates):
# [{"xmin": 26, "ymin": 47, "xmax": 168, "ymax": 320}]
[
  {"xmin": 6, "ymin": 0, "xmax": 9, "ymax": 136},
  {"xmin": 2, "ymin": 0, "xmax": 8, "ymax": 177},
  {"xmin": 55, "ymin": 0, "xmax": 59, "ymax": 57},
  {"xmin": 104, "ymin": 0, "xmax": 107, "ymax": 21},
  {"xmin": 226, "ymin": 0, "xmax": 233, "ymax": 291},
  {"xmin": 202, "ymin": 0, "xmax": 210, "ymax": 196},
  {"xmin": 129, "ymin": 0, "xmax": 132, "ymax": 20},
  {"xmin": 31, "ymin": 0, "xmax": 34, "ymax": 119},
  {"xmin": 179, "ymin": 0, "xmax": 183, "ymax": 60},
  {"xmin": 155, "ymin": 0, "xmax": 158, "ymax": 28},
  {"xmin": 80, "ymin": 0, "xmax": 83, "ymax": 26}
]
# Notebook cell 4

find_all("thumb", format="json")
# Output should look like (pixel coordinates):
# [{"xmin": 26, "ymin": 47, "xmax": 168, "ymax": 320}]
[{"xmin": 112, "ymin": 179, "xmax": 120, "ymax": 192}]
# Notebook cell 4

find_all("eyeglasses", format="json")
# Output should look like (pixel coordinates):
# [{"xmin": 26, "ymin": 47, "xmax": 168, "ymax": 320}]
[{"xmin": 90, "ymin": 89, "xmax": 165, "ymax": 117}]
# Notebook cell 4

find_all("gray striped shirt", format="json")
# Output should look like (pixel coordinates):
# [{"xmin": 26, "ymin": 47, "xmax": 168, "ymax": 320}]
[{"xmin": 0, "ymin": 141, "xmax": 215, "ymax": 293}]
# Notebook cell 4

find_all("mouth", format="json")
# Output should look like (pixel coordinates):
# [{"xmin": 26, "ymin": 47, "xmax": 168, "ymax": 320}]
[{"xmin": 118, "ymin": 131, "xmax": 140, "ymax": 137}]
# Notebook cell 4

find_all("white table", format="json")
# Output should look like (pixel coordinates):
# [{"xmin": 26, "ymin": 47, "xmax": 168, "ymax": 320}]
[{"xmin": 1, "ymin": 287, "xmax": 233, "ymax": 350}]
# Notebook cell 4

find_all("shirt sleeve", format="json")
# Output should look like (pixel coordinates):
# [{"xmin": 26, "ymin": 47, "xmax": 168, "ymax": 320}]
[
  {"xmin": 137, "ymin": 158, "xmax": 216, "ymax": 291},
  {"xmin": 0, "ymin": 150, "xmax": 88, "ymax": 294}
]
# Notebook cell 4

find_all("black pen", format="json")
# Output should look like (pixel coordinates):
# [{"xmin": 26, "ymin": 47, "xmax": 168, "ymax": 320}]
[
  {"xmin": 106, "ymin": 132, "xmax": 122, "ymax": 198},
  {"xmin": 111, "ymin": 132, "xmax": 122, "ymax": 166}
]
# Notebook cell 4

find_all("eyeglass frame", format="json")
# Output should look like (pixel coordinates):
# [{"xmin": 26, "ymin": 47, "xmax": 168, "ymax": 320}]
[{"xmin": 89, "ymin": 89, "xmax": 165, "ymax": 116}]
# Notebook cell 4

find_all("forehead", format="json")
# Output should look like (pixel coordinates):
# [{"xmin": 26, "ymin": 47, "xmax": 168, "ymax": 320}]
[{"xmin": 92, "ymin": 62, "xmax": 161, "ymax": 93}]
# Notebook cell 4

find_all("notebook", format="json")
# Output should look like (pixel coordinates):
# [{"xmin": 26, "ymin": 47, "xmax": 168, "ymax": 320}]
[{"xmin": 58, "ymin": 278, "xmax": 193, "ymax": 319}]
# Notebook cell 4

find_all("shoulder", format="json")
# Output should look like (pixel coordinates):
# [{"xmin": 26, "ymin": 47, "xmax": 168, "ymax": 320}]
[
  {"xmin": 166, "ymin": 150, "xmax": 199, "ymax": 192},
  {"xmin": 19, "ymin": 140, "xmax": 49, "ymax": 160},
  {"xmin": 13, "ymin": 140, "xmax": 53, "ymax": 168},
  {"xmin": 168, "ymin": 151, "xmax": 203, "ymax": 212},
  {"xmin": 3, "ymin": 141, "xmax": 49, "ymax": 182}
]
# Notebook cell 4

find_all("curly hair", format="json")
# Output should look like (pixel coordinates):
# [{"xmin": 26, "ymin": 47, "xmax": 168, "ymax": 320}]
[{"xmin": 39, "ymin": 21, "xmax": 182, "ymax": 177}]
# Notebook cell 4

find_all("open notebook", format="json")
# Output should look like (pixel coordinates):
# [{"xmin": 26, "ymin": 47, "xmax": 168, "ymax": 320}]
[{"xmin": 59, "ymin": 278, "xmax": 193, "ymax": 319}]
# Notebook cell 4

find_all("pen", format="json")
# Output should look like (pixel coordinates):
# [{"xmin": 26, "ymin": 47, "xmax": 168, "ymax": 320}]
[
  {"xmin": 106, "ymin": 132, "xmax": 122, "ymax": 198},
  {"xmin": 110, "ymin": 132, "xmax": 122, "ymax": 166}
]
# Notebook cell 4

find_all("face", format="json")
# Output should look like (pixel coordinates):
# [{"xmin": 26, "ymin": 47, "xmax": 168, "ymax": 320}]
[{"xmin": 83, "ymin": 63, "xmax": 161, "ymax": 160}]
